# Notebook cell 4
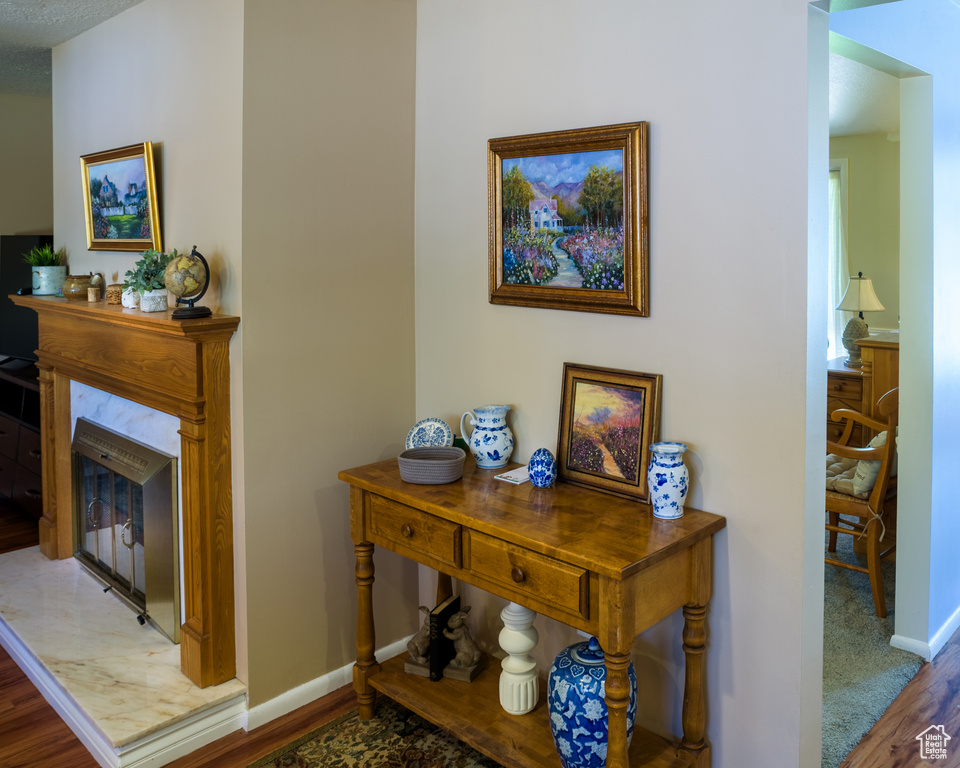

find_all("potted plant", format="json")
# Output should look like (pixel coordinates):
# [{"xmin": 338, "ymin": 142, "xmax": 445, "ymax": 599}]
[
  {"xmin": 123, "ymin": 249, "xmax": 177, "ymax": 312},
  {"xmin": 23, "ymin": 244, "xmax": 67, "ymax": 296}
]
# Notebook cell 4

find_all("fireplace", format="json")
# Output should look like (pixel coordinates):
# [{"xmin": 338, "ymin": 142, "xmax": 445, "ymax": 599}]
[
  {"xmin": 72, "ymin": 418, "xmax": 180, "ymax": 642},
  {"xmin": 11, "ymin": 293, "xmax": 239, "ymax": 687}
]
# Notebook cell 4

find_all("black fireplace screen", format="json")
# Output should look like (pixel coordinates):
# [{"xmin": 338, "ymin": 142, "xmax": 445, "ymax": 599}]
[{"xmin": 72, "ymin": 418, "xmax": 180, "ymax": 643}]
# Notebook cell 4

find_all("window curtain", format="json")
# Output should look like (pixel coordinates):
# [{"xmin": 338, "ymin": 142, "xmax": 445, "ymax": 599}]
[{"xmin": 828, "ymin": 169, "xmax": 850, "ymax": 359}]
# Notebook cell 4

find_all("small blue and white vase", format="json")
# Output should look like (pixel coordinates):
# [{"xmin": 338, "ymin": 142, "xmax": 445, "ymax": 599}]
[
  {"xmin": 528, "ymin": 448, "xmax": 557, "ymax": 488},
  {"xmin": 547, "ymin": 636, "xmax": 637, "ymax": 768},
  {"xmin": 647, "ymin": 441, "xmax": 689, "ymax": 519}
]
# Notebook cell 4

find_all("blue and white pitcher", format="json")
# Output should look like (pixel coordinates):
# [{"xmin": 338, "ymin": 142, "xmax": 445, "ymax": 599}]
[{"xmin": 460, "ymin": 405, "xmax": 514, "ymax": 469}]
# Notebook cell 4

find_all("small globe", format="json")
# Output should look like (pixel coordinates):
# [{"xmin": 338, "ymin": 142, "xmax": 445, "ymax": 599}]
[{"xmin": 164, "ymin": 250, "xmax": 208, "ymax": 300}]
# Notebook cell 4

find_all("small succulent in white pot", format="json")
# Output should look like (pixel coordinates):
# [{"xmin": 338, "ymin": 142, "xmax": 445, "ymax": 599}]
[{"xmin": 123, "ymin": 249, "xmax": 177, "ymax": 312}]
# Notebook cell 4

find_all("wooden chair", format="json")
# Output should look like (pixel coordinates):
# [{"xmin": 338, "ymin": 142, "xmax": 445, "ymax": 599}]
[{"xmin": 825, "ymin": 387, "xmax": 898, "ymax": 618}]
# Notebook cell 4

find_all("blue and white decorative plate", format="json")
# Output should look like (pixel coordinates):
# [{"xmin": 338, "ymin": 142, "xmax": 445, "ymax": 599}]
[{"xmin": 405, "ymin": 418, "xmax": 454, "ymax": 450}]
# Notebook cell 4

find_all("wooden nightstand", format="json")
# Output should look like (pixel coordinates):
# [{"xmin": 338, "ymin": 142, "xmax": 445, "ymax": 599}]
[
  {"xmin": 827, "ymin": 356, "xmax": 865, "ymax": 446},
  {"xmin": 827, "ymin": 332, "xmax": 899, "ymax": 447}
]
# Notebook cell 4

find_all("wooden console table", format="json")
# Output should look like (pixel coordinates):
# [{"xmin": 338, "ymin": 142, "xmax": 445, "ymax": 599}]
[{"xmin": 339, "ymin": 459, "xmax": 726, "ymax": 768}]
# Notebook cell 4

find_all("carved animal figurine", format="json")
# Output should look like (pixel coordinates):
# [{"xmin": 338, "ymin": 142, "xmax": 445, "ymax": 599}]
[
  {"xmin": 443, "ymin": 605, "xmax": 482, "ymax": 668},
  {"xmin": 407, "ymin": 605, "xmax": 431, "ymax": 663}
]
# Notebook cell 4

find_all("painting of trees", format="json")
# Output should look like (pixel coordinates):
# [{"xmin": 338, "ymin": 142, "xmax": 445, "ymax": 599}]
[{"xmin": 502, "ymin": 165, "xmax": 534, "ymax": 229}]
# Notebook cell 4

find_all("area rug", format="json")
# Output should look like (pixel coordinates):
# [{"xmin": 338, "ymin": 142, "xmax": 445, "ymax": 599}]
[
  {"xmin": 822, "ymin": 523, "xmax": 924, "ymax": 768},
  {"xmin": 248, "ymin": 696, "xmax": 501, "ymax": 768}
]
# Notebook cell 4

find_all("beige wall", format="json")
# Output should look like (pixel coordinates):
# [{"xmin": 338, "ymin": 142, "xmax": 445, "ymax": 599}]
[
  {"xmin": 52, "ymin": 0, "xmax": 419, "ymax": 707},
  {"xmin": 0, "ymin": 93, "xmax": 53, "ymax": 235},
  {"xmin": 415, "ymin": 2, "xmax": 822, "ymax": 765},
  {"xmin": 831, "ymin": 132, "xmax": 900, "ymax": 331},
  {"xmin": 51, "ymin": 0, "xmax": 249, "ymax": 678},
  {"xmin": 240, "ymin": 0, "xmax": 418, "ymax": 704}
]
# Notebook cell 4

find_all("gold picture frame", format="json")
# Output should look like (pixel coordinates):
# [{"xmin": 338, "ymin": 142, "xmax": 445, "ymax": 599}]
[
  {"xmin": 557, "ymin": 362, "xmax": 662, "ymax": 502},
  {"xmin": 80, "ymin": 142, "xmax": 162, "ymax": 252},
  {"xmin": 488, "ymin": 122, "xmax": 649, "ymax": 316}
]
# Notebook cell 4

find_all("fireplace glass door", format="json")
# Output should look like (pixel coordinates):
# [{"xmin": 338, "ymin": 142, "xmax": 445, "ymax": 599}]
[
  {"xmin": 72, "ymin": 418, "xmax": 180, "ymax": 643},
  {"xmin": 78, "ymin": 456, "xmax": 146, "ymax": 606}
]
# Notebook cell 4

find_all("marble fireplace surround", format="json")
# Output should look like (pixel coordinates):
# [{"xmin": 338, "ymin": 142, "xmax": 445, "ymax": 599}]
[{"xmin": 11, "ymin": 294, "xmax": 240, "ymax": 689}]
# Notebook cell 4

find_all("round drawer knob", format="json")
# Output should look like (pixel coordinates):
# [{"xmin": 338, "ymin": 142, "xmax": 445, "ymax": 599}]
[
  {"xmin": 511, "ymin": 567, "xmax": 525, "ymax": 583},
  {"xmin": 833, "ymin": 383, "xmax": 842, "ymax": 391},
  {"xmin": 401, "ymin": 524, "xmax": 413, "ymax": 538}
]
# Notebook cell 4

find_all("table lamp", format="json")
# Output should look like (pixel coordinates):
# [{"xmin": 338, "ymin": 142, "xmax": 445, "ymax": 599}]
[{"xmin": 836, "ymin": 271, "xmax": 884, "ymax": 368}]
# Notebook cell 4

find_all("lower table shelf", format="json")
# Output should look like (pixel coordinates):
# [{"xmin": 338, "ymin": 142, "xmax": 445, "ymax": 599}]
[{"xmin": 369, "ymin": 652, "xmax": 691, "ymax": 768}]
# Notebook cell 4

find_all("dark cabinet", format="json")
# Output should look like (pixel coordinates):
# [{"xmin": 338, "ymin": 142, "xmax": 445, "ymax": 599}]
[{"xmin": 0, "ymin": 360, "xmax": 41, "ymax": 518}]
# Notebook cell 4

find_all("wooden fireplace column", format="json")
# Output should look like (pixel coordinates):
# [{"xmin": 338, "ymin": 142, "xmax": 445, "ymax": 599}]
[{"xmin": 11, "ymin": 295, "xmax": 240, "ymax": 688}]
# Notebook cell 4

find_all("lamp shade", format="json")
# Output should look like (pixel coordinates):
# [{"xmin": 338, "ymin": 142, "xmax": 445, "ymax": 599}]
[{"xmin": 836, "ymin": 273, "xmax": 885, "ymax": 313}]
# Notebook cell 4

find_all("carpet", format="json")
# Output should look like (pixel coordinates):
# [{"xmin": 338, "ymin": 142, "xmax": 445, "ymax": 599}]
[
  {"xmin": 248, "ymin": 697, "xmax": 501, "ymax": 768},
  {"xmin": 821, "ymin": 522, "xmax": 924, "ymax": 768}
]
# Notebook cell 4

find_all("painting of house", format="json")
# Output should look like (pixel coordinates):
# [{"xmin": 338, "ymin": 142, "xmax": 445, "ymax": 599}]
[{"xmin": 529, "ymin": 198, "xmax": 562, "ymax": 231}]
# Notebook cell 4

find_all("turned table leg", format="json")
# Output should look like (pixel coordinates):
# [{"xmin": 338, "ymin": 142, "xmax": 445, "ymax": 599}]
[
  {"xmin": 604, "ymin": 650, "xmax": 632, "ymax": 768},
  {"xmin": 679, "ymin": 603, "xmax": 709, "ymax": 766},
  {"xmin": 354, "ymin": 540, "xmax": 379, "ymax": 720}
]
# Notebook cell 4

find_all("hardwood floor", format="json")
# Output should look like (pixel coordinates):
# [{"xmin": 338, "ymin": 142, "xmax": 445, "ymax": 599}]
[
  {"xmin": 1, "ymin": 498, "xmax": 958, "ymax": 767},
  {"xmin": 841, "ymin": 626, "xmax": 960, "ymax": 768}
]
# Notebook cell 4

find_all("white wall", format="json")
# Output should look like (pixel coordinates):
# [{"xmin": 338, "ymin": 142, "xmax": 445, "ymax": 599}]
[
  {"xmin": 0, "ymin": 93, "xmax": 53, "ymax": 235},
  {"xmin": 832, "ymin": 0, "xmax": 960, "ymax": 659},
  {"xmin": 416, "ymin": 2, "xmax": 822, "ymax": 766}
]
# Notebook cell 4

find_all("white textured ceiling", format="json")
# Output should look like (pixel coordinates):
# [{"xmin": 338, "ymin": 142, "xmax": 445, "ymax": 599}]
[
  {"xmin": 829, "ymin": 52, "xmax": 901, "ymax": 137},
  {"xmin": 0, "ymin": 0, "xmax": 147, "ymax": 96}
]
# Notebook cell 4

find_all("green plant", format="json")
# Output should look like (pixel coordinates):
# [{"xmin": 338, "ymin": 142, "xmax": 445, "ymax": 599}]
[
  {"xmin": 123, "ymin": 249, "xmax": 178, "ymax": 294},
  {"xmin": 22, "ymin": 244, "xmax": 66, "ymax": 267}
]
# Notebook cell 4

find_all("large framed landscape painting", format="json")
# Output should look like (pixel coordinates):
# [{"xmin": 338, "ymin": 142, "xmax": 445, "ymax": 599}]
[
  {"xmin": 488, "ymin": 122, "xmax": 648, "ymax": 316},
  {"xmin": 557, "ymin": 362, "xmax": 661, "ymax": 502},
  {"xmin": 80, "ymin": 142, "xmax": 162, "ymax": 252}
]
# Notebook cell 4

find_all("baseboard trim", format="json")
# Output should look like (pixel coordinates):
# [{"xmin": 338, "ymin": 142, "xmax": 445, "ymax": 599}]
[
  {"xmin": 889, "ymin": 633, "xmax": 932, "ymax": 661},
  {"xmin": 928, "ymin": 603, "xmax": 960, "ymax": 660},
  {"xmin": 245, "ymin": 635, "xmax": 411, "ymax": 731},
  {"xmin": 891, "ymin": 603, "xmax": 960, "ymax": 662}
]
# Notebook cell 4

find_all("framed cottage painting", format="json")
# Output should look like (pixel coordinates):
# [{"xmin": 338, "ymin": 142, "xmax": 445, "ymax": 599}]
[
  {"xmin": 488, "ymin": 122, "xmax": 648, "ymax": 316},
  {"xmin": 557, "ymin": 362, "xmax": 661, "ymax": 502},
  {"xmin": 80, "ymin": 142, "xmax": 162, "ymax": 252}
]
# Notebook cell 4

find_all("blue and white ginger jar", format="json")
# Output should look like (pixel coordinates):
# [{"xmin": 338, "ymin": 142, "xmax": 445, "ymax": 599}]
[
  {"xmin": 547, "ymin": 636, "xmax": 637, "ymax": 768},
  {"xmin": 647, "ymin": 441, "xmax": 689, "ymax": 519},
  {"xmin": 528, "ymin": 448, "xmax": 557, "ymax": 488}
]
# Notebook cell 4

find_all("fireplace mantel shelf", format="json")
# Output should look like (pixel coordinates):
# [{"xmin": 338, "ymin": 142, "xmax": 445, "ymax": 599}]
[{"xmin": 11, "ymin": 293, "xmax": 239, "ymax": 688}]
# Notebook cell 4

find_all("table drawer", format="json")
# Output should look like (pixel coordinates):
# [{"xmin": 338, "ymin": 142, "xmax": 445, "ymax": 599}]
[
  {"xmin": 827, "ymin": 374, "xmax": 862, "ymax": 404},
  {"xmin": 12, "ymin": 464, "xmax": 42, "ymax": 519},
  {"xmin": 827, "ymin": 419, "xmax": 862, "ymax": 446},
  {"xmin": 0, "ymin": 453, "xmax": 15, "ymax": 498},
  {"xmin": 17, "ymin": 426, "xmax": 41, "ymax": 475},
  {"xmin": 0, "ymin": 413, "xmax": 18, "ymax": 460},
  {"xmin": 465, "ymin": 530, "xmax": 588, "ymax": 618},
  {"xmin": 368, "ymin": 495, "xmax": 461, "ymax": 569}
]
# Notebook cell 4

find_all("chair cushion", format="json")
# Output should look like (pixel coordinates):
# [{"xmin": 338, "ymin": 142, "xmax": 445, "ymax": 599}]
[
  {"xmin": 852, "ymin": 428, "xmax": 898, "ymax": 496},
  {"xmin": 826, "ymin": 454, "xmax": 866, "ymax": 498}
]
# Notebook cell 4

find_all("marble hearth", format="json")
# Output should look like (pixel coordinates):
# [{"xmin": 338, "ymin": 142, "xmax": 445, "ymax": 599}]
[{"xmin": 0, "ymin": 547, "xmax": 246, "ymax": 767}]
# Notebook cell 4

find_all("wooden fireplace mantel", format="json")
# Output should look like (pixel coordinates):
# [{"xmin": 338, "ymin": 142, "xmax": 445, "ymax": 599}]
[{"xmin": 11, "ymin": 294, "xmax": 239, "ymax": 688}]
